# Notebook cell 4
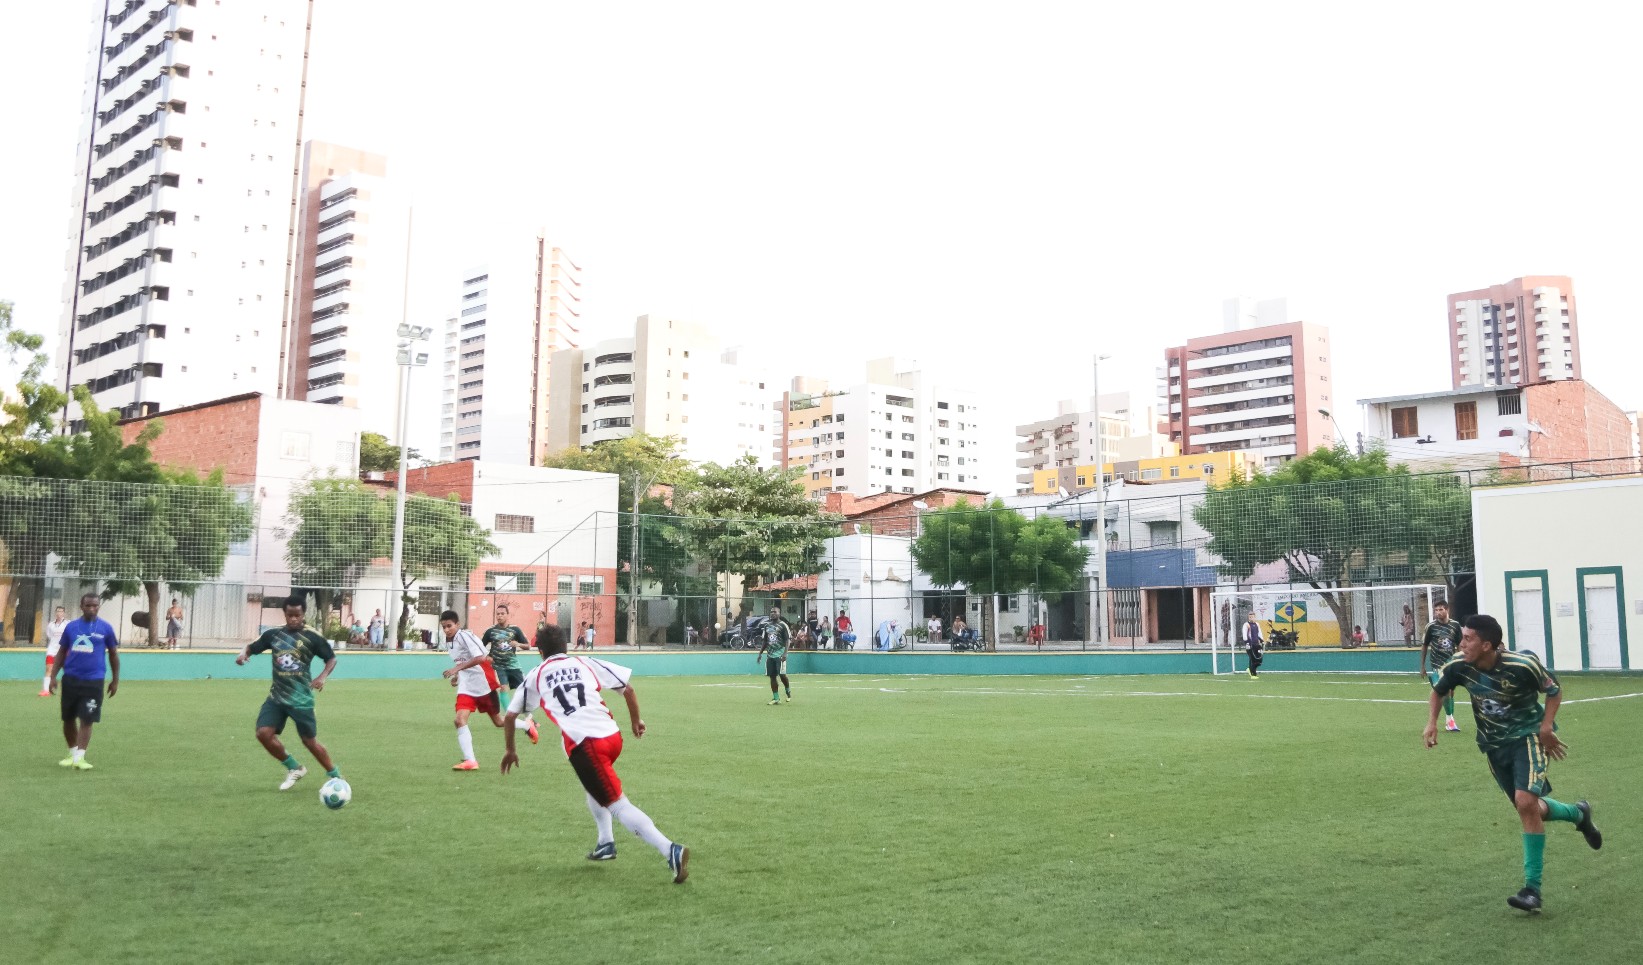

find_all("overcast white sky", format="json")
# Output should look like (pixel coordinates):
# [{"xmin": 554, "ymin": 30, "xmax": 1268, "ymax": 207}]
[{"xmin": 4, "ymin": 0, "xmax": 1640, "ymax": 463}]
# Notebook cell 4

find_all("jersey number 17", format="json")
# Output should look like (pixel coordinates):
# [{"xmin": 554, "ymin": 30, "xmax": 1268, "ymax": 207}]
[{"xmin": 551, "ymin": 683, "xmax": 587, "ymax": 715}]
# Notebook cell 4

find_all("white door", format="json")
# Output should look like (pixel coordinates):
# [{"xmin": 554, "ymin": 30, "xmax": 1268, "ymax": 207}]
[
  {"xmin": 1583, "ymin": 586, "xmax": 1622, "ymax": 670},
  {"xmin": 1512, "ymin": 588, "xmax": 1547, "ymax": 659}
]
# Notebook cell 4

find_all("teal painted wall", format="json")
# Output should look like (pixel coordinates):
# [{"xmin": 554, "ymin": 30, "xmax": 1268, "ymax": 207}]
[{"xmin": 3, "ymin": 647, "xmax": 1434, "ymax": 681}]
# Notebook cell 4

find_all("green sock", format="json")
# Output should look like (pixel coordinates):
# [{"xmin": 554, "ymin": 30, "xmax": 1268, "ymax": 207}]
[
  {"xmin": 1523, "ymin": 832, "xmax": 1545, "ymax": 890},
  {"xmin": 326, "ymin": 767, "xmax": 341, "ymax": 779},
  {"xmin": 1443, "ymin": 694, "xmax": 1455, "ymax": 715},
  {"xmin": 1543, "ymin": 798, "xmax": 1582, "ymax": 824},
  {"xmin": 281, "ymin": 756, "xmax": 301, "ymax": 771}
]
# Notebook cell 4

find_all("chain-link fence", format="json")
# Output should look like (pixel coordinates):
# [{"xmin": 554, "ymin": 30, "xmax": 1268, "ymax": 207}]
[{"xmin": 2, "ymin": 456, "xmax": 1637, "ymax": 651}]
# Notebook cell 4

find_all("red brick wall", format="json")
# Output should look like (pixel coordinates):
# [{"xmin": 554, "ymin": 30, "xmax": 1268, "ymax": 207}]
[
  {"xmin": 120, "ymin": 394, "xmax": 263, "ymax": 484},
  {"xmin": 1525, "ymin": 381, "xmax": 1635, "ymax": 464},
  {"xmin": 831, "ymin": 489, "xmax": 987, "ymax": 538},
  {"xmin": 391, "ymin": 461, "xmax": 475, "ymax": 502}
]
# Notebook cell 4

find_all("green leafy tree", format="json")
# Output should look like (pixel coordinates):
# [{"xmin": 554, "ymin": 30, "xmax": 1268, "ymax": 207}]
[
  {"xmin": 1193, "ymin": 445, "xmax": 1475, "ymax": 643},
  {"xmin": 282, "ymin": 477, "xmax": 392, "ymax": 617},
  {"xmin": 395, "ymin": 491, "xmax": 498, "ymax": 640},
  {"xmin": 910, "ymin": 499, "xmax": 1089, "ymax": 649},
  {"xmin": 676, "ymin": 455, "xmax": 841, "ymax": 587},
  {"xmin": 1, "ymin": 299, "xmax": 69, "ymax": 462},
  {"xmin": 358, "ymin": 431, "xmax": 419, "ymax": 473}
]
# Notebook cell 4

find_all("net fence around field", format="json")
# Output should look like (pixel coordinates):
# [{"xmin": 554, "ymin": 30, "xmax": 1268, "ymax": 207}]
[{"xmin": 0, "ymin": 456, "xmax": 1636, "ymax": 650}]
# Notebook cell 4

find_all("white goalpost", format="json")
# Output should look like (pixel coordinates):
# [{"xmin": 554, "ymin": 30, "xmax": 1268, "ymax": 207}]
[{"xmin": 1209, "ymin": 583, "xmax": 1447, "ymax": 675}]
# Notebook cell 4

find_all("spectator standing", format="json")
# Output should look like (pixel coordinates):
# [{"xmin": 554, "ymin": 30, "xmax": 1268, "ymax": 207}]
[
  {"xmin": 1401, "ymin": 604, "xmax": 1416, "ymax": 646},
  {"xmin": 927, "ymin": 615, "xmax": 943, "ymax": 644},
  {"xmin": 164, "ymin": 598, "xmax": 185, "ymax": 649},
  {"xmin": 1243, "ymin": 615, "xmax": 1265, "ymax": 678},
  {"xmin": 368, "ymin": 609, "xmax": 385, "ymax": 649}
]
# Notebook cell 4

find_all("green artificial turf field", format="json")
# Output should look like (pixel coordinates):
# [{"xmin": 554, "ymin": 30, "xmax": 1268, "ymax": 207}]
[{"xmin": 3, "ymin": 671, "xmax": 1638, "ymax": 964}]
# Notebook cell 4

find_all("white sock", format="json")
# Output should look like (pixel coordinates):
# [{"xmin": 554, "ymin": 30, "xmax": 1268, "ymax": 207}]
[
  {"xmin": 608, "ymin": 795, "xmax": 672, "ymax": 856},
  {"xmin": 71, "ymin": 747, "xmax": 85, "ymax": 762},
  {"xmin": 513, "ymin": 718, "xmax": 533, "ymax": 731},
  {"xmin": 456, "ymin": 724, "xmax": 475, "ymax": 761},
  {"xmin": 586, "ymin": 793, "xmax": 615, "ymax": 845},
  {"xmin": 43, "ymin": 675, "xmax": 52, "ymax": 690}
]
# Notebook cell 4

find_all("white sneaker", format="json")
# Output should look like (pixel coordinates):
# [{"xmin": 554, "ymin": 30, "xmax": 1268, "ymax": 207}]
[{"xmin": 278, "ymin": 766, "xmax": 308, "ymax": 790}]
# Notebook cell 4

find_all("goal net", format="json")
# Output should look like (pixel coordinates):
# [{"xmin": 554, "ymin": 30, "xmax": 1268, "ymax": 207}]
[{"xmin": 1209, "ymin": 583, "xmax": 1447, "ymax": 674}]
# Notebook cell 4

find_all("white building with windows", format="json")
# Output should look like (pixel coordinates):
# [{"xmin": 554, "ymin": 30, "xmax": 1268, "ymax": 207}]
[
  {"xmin": 546, "ymin": 315, "xmax": 774, "ymax": 465},
  {"xmin": 782, "ymin": 357, "xmax": 1000, "ymax": 499},
  {"xmin": 58, "ymin": 0, "xmax": 313, "ymax": 425},
  {"xmin": 439, "ymin": 233, "xmax": 583, "ymax": 464},
  {"xmin": 1014, "ymin": 392, "xmax": 1161, "ymax": 494}
]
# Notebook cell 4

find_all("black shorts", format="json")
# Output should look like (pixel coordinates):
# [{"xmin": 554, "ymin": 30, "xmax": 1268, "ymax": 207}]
[
  {"xmin": 496, "ymin": 666, "xmax": 524, "ymax": 690},
  {"xmin": 766, "ymin": 656, "xmax": 786, "ymax": 679},
  {"xmin": 60, "ymin": 677, "xmax": 106, "ymax": 724},
  {"xmin": 256, "ymin": 698, "xmax": 318, "ymax": 740}
]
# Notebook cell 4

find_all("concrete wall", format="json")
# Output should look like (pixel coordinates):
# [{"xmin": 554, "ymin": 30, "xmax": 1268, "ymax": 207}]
[{"xmin": 1474, "ymin": 477, "xmax": 1641, "ymax": 670}]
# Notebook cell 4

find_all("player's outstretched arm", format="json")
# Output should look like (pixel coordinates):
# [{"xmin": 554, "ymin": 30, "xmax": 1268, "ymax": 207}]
[{"xmin": 622, "ymin": 683, "xmax": 646, "ymax": 738}]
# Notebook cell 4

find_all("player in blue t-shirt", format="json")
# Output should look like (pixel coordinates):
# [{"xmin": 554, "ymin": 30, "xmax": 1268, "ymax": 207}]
[{"xmin": 48, "ymin": 593, "xmax": 121, "ymax": 771}]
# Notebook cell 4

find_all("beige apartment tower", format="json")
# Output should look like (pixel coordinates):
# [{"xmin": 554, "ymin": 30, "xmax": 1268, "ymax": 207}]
[{"xmin": 1448, "ymin": 275, "xmax": 1581, "ymax": 389}]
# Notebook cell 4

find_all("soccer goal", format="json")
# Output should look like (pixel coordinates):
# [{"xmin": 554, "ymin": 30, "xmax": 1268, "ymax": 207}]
[{"xmin": 1209, "ymin": 583, "xmax": 1448, "ymax": 674}]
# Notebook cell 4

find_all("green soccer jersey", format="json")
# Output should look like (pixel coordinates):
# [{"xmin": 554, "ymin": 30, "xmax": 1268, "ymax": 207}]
[
  {"xmin": 1422, "ymin": 619, "xmax": 1462, "ymax": 669},
  {"xmin": 1433, "ymin": 650, "xmax": 1560, "ymax": 750},
  {"xmin": 482, "ymin": 624, "xmax": 528, "ymax": 671},
  {"xmin": 247, "ymin": 626, "xmax": 335, "ymax": 709},
  {"xmin": 761, "ymin": 619, "xmax": 790, "ymax": 660}
]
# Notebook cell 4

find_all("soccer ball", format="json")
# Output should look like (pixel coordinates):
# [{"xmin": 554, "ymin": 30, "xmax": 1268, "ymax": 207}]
[{"xmin": 319, "ymin": 777, "xmax": 352, "ymax": 810}]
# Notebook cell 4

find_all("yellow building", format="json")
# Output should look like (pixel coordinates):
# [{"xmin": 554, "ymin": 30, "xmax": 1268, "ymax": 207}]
[{"xmin": 1031, "ymin": 451, "xmax": 1257, "ymax": 495}]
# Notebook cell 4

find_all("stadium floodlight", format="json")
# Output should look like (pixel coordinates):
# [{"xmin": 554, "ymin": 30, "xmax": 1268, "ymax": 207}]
[{"xmin": 386, "ymin": 324, "xmax": 433, "ymax": 643}]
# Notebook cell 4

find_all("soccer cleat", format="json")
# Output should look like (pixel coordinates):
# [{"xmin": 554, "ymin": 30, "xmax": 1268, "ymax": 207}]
[
  {"xmin": 1445, "ymin": 716, "xmax": 1460, "ymax": 732},
  {"xmin": 785, "ymin": 692, "xmax": 792, "ymax": 702},
  {"xmin": 1575, "ymin": 800, "xmax": 1603, "ymax": 850},
  {"xmin": 668, "ymin": 843, "xmax": 690, "ymax": 884},
  {"xmin": 38, "ymin": 690, "xmax": 51, "ymax": 697},
  {"xmin": 70, "ymin": 758, "xmax": 93, "ymax": 771},
  {"xmin": 278, "ymin": 766, "xmax": 308, "ymax": 790},
  {"xmin": 59, "ymin": 756, "xmax": 75, "ymax": 768},
  {"xmin": 452, "ymin": 759, "xmax": 479, "ymax": 771},
  {"xmin": 527, "ymin": 720, "xmax": 540, "ymax": 745},
  {"xmin": 587, "ymin": 841, "xmax": 617, "ymax": 861},
  {"xmin": 1507, "ymin": 887, "xmax": 1542, "ymax": 912}
]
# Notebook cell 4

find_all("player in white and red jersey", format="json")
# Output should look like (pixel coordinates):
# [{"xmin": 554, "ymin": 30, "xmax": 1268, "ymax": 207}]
[
  {"xmin": 439, "ymin": 610, "xmax": 536, "ymax": 770},
  {"xmin": 41, "ymin": 606, "xmax": 70, "ymax": 696},
  {"xmin": 501, "ymin": 624, "xmax": 690, "ymax": 883}
]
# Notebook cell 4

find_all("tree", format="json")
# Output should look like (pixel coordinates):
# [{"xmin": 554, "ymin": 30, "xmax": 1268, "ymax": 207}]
[
  {"xmin": 676, "ymin": 455, "xmax": 841, "ymax": 587},
  {"xmin": 910, "ymin": 499, "xmax": 1089, "ymax": 649},
  {"xmin": 1193, "ymin": 445, "xmax": 1475, "ymax": 644},
  {"xmin": 282, "ymin": 476, "xmax": 391, "ymax": 617},
  {"xmin": 394, "ymin": 491, "xmax": 498, "ymax": 641},
  {"xmin": 1, "ymin": 299, "xmax": 68, "ymax": 463},
  {"xmin": 358, "ymin": 431, "xmax": 420, "ymax": 473}
]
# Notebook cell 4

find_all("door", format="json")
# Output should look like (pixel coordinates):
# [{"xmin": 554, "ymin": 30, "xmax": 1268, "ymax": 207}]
[
  {"xmin": 1511, "ymin": 588, "xmax": 1547, "ymax": 658},
  {"xmin": 1583, "ymin": 586, "xmax": 1622, "ymax": 670}
]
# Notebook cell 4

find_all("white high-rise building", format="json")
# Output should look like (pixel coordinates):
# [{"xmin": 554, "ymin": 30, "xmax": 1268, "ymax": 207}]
[
  {"xmin": 1013, "ymin": 392, "xmax": 1160, "ymax": 494},
  {"xmin": 439, "ymin": 232, "xmax": 583, "ymax": 464},
  {"xmin": 285, "ymin": 142, "xmax": 409, "ymax": 439},
  {"xmin": 780, "ymin": 357, "xmax": 1001, "ymax": 499},
  {"xmin": 57, "ymin": 1, "xmax": 313, "ymax": 425},
  {"xmin": 546, "ymin": 315, "xmax": 774, "ymax": 465}
]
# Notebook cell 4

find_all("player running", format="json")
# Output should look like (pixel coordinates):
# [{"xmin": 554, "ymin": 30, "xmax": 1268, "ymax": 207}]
[
  {"xmin": 40, "ymin": 605, "xmax": 69, "ymax": 697},
  {"xmin": 483, "ymin": 604, "xmax": 532, "ymax": 727},
  {"xmin": 501, "ymin": 625, "xmax": 691, "ymax": 883},
  {"xmin": 754, "ymin": 605, "xmax": 792, "ymax": 705},
  {"xmin": 440, "ymin": 610, "xmax": 536, "ymax": 770},
  {"xmin": 1420, "ymin": 600, "xmax": 1464, "ymax": 732},
  {"xmin": 235, "ymin": 597, "xmax": 343, "ymax": 790},
  {"xmin": 1423, "ymin": 614, "xmax": 1602, "ymax": 913},
  {"xmin": 48, "ymin": 594, "xmax": 120, "ymax": 771}
]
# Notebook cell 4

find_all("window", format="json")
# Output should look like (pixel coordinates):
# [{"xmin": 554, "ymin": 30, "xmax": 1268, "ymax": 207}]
[
  {"xmin": 484, "ymin": 571, "xmax": 536, "ymax": 593},
  {"xmin": 901, "ymin": 451, "xmax": 914, "ymax": 459},
  {"xmin": 578, "ymin": 577, "xmax": 603, "ymax": 596},
  {"xmin": 1140, "ymin": 468, "xmax": 1162, "ymax": 480},
  {"xmin": 937, "ymin": 402, "xmax": 950, "ymax": 410},
  {"xmin": 495, "ymin": 513, "xmax": 534, "ymax": 533},
  {"xmin": 1453, "ymin": 401, "xmax": 1478, "ymax": 441},
  {"xmin": 1391, "ymin": 406, "xmax": 1419, "ymax": 439},
  {"xmin": 1169, "ymin": 466, "xmax": 1180, "ymax": 478},
  {"xmin": 1203, "ymin": 464, "xmax": 1216, "ymax": 476},
  {"xmin": 280, "ymin": 431, "xmax": 311, "ymax": 460},
  {"xmin": 416, "ymin": 588, "xmax": 446, "ymax": 613},
  {"xmin": 1497, "ymin": 391, "xmax": 1522, "ymax": 416}
]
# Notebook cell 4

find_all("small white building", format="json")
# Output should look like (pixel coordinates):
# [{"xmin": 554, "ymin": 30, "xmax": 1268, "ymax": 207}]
[{"xmin": 1473, "ymin": 476, "xmax": 1640, "ymax": 671}]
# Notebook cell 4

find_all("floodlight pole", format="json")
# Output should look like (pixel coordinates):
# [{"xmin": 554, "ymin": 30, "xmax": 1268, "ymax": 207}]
[
  {"xmin": 388, "ymin": 325, "xmax": 430, "ymax": 648},
  {"xmin": 1093, "ymin": 354, "xmax": 1110, "ymax": 644}
]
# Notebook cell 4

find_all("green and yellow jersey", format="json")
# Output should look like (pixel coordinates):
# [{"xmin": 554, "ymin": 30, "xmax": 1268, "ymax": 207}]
[
  {"xmin": 482, "ymin": 624, "xmax": 528, "ymax": 671},
  {"xmin": 1433, "ymin": 650, "xmax": 1560, "ymax": 750},
  {"xmin": 247, "ymin": 626, "xmax": 335, "ymax": 709},
  {"xmin": 1421, "ymin": 619, "xmax": 1463, "ymax": 671},
  {"xmin": 760, "ymin": 619, "xmax": 790, "ymax": 660}
]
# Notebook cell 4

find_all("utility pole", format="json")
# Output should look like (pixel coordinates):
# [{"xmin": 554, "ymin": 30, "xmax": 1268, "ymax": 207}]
[{"xmin": 1093, "ymin": 354, "xmax": 1110, "ymax": 644}]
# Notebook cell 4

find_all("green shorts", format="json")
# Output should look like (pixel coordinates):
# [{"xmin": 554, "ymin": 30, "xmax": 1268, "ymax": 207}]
[
  {"xmin": 1484, "ymin": 735, "xmax": 1552, "ymax": 801},
  {"xmin": 257, "ymin": 698, "xmax": 318, "ymax": 740}
]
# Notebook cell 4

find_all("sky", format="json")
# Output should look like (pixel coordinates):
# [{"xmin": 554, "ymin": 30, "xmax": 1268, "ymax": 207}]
[{"xmin": 4, "ymin": 0, "xmax": 1640, "ymax": 470}]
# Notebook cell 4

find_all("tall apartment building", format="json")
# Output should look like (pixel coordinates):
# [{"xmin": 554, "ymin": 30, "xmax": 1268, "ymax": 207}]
[
  {"xmin": 57, "ymin": 1, "xmax": 314, "ymax": 424},
  {"xmin": 546, "ymin": 315, "xmax": 773, "ymax": 465},
  {"xmin": 1448, "ymin": 275, "xmax": 1581, "ymax": 389},
  {"xmin": 438, "ymin": 233, "xmax": 582, "ymax": 464},
  {"xmin": 779, "ymin": 358, "xmax": 998, "ymax": 499},
  {"xmin": 1013, "ymin": 392, "xmax": 1158, "ymax": 494},
  {"xmin": 284, "ymin": 141, "xmax": 409, "ymax": 438},
  {"xmin": 1159, "ymin": 298, "xmax": 1334, "ymax": 469}
]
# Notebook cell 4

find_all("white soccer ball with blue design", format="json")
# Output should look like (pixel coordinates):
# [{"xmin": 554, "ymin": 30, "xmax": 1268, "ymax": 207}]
[{"xmin": 319, "ymin": 777, "xmax": 352, "ymax": 810}]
